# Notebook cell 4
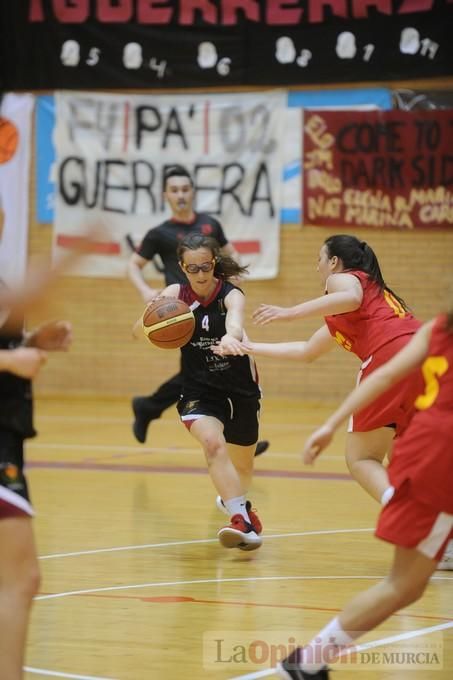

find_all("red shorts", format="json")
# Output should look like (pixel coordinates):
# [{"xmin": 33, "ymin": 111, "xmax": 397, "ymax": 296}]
[
  {"xmin": 348, "ymin": 337, "xmax": 424, "ymax": 435},
  {"xmin": 376, "ymin": 481, "xmax": 453, "ymax": 561}
]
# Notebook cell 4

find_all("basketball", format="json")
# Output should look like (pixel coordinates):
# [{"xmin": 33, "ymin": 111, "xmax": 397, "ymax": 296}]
[
  {"xmin": 142, "ymin": 297, "xmax": 195, "ymax": 349},
  {"xmin": 0, "ymin": 118, "xmax": 19, "ymax": 164}
]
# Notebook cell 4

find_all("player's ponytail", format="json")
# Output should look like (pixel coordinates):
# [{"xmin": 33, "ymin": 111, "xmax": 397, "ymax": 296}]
[{"xmin": 324, "ymin": 234, "xmax": 409, "ymax": 312}]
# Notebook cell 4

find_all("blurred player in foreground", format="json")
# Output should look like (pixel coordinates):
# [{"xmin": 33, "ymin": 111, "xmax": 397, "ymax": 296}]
[{"xmin": 278, "ymin": 310, "xmax": 453, "ymax": 679}]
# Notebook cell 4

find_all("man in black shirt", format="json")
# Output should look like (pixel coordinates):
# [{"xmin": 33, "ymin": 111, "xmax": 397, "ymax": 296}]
[{"xmin": 127, "ymin": 166, "xmax": 269, "ymax": 456}]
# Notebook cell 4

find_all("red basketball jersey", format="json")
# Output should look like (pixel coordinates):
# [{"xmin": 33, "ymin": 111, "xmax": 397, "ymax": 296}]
[
  {"xmin": 324, "ymin": 270, "xmax": 421, "ymax": 361},
  {"xmin": 388, "ymin": 315, "xmax": 453, "ymax": 513}
]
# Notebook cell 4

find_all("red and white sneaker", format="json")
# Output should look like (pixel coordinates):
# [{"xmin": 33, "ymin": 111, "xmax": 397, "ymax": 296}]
[
  {"xmin": 246, "ymin": 500, "xmax": 262, "ymax": 535},
  {"xmin": 216, "ymin": 497, "xmax": 263, "ymax": 535},
  {"xmin": 218, "ymin": 514, "xmax": 262, "ymax": 551}
]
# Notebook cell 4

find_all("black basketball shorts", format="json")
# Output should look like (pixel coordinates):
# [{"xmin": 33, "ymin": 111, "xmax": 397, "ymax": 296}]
[
  {"xmin": 0, "ymin": 429, "xmax": 33, "ymax": 519},
  {"xmin": 177, "ymin": 394, "xmax": 260, "ymax": 447}
]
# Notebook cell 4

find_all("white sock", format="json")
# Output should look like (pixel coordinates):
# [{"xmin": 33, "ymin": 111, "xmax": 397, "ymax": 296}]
[
  {"xmin": 300, "ymin": 617, "xmax": 356, "ymax": 673},
  {"xmin": 381, "ymin": 486, "xmax": 395, "ymax": 506},
  {"xmin": 223, "ymin": 495, "xmax": 251, "ymax": 522}
]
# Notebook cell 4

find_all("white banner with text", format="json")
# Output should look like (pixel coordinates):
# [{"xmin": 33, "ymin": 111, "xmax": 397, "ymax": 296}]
[{"xmin": 54, "ymin": 90, "xmax": 286, "ymax": 279}]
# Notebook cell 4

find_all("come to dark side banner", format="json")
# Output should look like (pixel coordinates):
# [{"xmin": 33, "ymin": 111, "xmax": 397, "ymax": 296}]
[
  {"xmin": 303, "ymin": 109, "xmax": 453, "ymax": 230},
  {"xmin": 1, "ymin": 1, "xmax": 453, "ymax": 90}
]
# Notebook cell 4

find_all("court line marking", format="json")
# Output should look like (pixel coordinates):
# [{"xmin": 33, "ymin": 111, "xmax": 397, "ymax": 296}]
[
  {"xmin": 24, "ymin": 667, "xmax": 116, "ymax": 679},
  {"xmin": 34, "ymin": 573, "xmax": 452, "ymax": 603},
  {"xmin": 27, "ymin": 458, "xmax": 352, "ymax": 482},
  {"xmin": 39, "ymin": 528, "xmax": 374, "ymax": 560},
  {"xmin": 37, "ymin": 415, "xmax": 322, "ymax": 431},
  {"xmin": 27, "ymin": 442, "xmax": 343, "ymax": 461},
  {"xmin": 77, "ymin": 592, "xmax": 453, "ymax": 623},
  {"xmin": 226, "ymin": 620, "xmax": 453, "ymax": 679},
  {"xmin": 33, "ymin": 576, "xmax": 394, "ymax": 601}
]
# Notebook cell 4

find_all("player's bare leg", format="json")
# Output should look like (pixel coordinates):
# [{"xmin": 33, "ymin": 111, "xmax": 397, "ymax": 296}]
[
  {"xmin": 345, "ymin": 428, "xmax": 394, "ymax": 503},
  {"xmin": 0, "ymin": 517, "xmax": 40, "ymax": 680}
]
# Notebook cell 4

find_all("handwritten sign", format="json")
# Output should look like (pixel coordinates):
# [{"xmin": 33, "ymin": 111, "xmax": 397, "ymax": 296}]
[{"xmin": 303, "ymin": 110, "xmax": 453, "ymax": 230}]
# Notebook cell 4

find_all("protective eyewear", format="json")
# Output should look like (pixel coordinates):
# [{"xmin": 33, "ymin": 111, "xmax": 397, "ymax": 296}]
[{"xmin": 182, "ymin": 259, "xmax": 215, "ymax": 274}]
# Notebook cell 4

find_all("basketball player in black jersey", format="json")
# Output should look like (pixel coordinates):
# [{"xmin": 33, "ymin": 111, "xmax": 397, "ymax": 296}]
[
  {"xmin": 0, "ymin": 278, "xmax": 72, "ymax": 679},
  {"xmin": 127, "ymin": 165, "xmax": 269, "ymax": 456},
  {"xmin": 150, "ymin": 234, "xmax": 264, "ymax": 550}
]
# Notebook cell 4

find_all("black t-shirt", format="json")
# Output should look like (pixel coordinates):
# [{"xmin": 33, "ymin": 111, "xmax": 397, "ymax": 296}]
[
  {"xmin": 137, "ymin": 213, "xmax": 228, "ymax": 286},
  {"xmin": 179, "ymin": 280, "xmax": 261, "ymax": 400}
]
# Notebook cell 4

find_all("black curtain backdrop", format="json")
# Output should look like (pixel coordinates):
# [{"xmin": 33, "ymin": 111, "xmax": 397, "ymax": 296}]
[{"xmin": 1, "ymin": 1, "xmax": 453, "ymax": 90}]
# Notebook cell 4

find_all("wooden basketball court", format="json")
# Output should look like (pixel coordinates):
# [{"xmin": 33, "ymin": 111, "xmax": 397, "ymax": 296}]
[{"xmin": 24, "ymin": 396, "xmax": 452, "ymax": 679}]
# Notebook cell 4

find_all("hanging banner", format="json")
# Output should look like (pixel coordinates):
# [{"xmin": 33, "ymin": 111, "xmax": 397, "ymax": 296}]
[
  {"xmin": 1, "ymin": 3, "xmax": 452, "ymax": 90},
  {"xmin": 303, "ymin": 109, "xmax": 453, "ymax": 231},
  {"xmin": 0, "ymin": 94, "xmax": 34, "ymax": 286},
  {"xmin": 37, "ymin": 88, "xmax": 392, "ymax": 226},
  {"xmin": 35, "ymin": 95, "xmax": 56, "ymax": 223},
  {"xmin": 53, "ymin": 90, "xmax": 286, "ymax": 279},
  {"xmin": 282, "ymin": 87, "xmax": 392, "ymax": 225}
]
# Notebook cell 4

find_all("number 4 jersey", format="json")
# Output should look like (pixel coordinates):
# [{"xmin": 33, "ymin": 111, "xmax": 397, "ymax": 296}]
[{"xmin": 178, "ymin": 279, "xmax": 261, "ymax": 400}]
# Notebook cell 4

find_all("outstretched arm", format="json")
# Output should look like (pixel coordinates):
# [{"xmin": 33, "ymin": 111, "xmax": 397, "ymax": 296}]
[
  {"xmin": 215, "ymin": 289, "xmax": 246, "ymax": 355},
  {"xmin": 303, "ymin": 320, "xmax": 434, "ymax": 464},
  {"xmin": 212, "ymin": 324, "xmax": 335, "ymax": 361},
  {"xmin": 252, "ymin": 273, "xmax": 363, "ymax": 325}
]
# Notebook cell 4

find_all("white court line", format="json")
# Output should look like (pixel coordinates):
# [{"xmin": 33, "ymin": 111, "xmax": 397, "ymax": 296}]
[
  {"xmin": 227, "ymin": 620, "xmax": 453, "ymax": 680},
  {"xmin": 39, "ymin": 528, "xmax": 374, "ymax": 560},
  {"xmin": 24, "ymin": 667, "xmax": 117, "ymax": 680},
  {"xmin": 35, "ymin": 575, "xmax": 390, "ymax": 602},
  {"xmin": 35, "ymin": 572, "xmax": 453, "ymax": 603}
]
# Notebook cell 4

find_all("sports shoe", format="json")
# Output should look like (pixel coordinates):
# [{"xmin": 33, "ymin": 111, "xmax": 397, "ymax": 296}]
[
  {"xmin": 215, "ymin": 497, "xmax": 263, "ymax": 535},
  {"xmin": 246, "ymin": 500, "xmax": 262, "ymax": 534},
  {"xmin": 277, "ymin": 648, "xmax": 330, "ymax": 679},
  {"xmin": 255, "ymin": 440, "xmax": 269, "ymax": 457},
  {"xmin": 217, "ymin": 514, "xmax": 262, "ymax": 551},
  {"xmin": 438, "ymin": 540, "xmax": 453, "ymax": 570},
  {"xmin": 132, "ymin": 397, "xmax": 159, "ymax": 444},
  {"xmin": 216, "ymin": 495, "xmax": 230, "ymax": 516}
]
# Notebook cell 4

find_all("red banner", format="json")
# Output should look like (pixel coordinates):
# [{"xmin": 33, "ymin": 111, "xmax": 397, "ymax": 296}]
[{"xmin": 303, "ymin": 110, "xmax": 453, "ymax": 230}]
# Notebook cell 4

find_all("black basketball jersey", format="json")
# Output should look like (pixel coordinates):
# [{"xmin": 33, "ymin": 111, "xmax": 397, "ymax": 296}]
[
  {"xmin": 137, "ymin": 213, "xmax": 228, "ymax": 286},
  {"xmin": 179, "ymin": 280, "xmax": 261, "ymax": 400},
  {"xmin": 0, "ymin": 313, "xmax": 35, "ymax": 438}
]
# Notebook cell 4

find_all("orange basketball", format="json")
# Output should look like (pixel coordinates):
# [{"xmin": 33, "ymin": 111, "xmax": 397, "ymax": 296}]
[
  {"xmin": 142, "ymin": 297, "xmax": 195, "ymax": 349},
  {"xmin": 0, "ymin": 118, "xmax": 19, "ymax": 164}
]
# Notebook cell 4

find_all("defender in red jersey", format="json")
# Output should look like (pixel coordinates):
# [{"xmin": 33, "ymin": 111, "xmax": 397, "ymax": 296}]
[
  {"xmin": 277, "ymin": 313, "xmax": 453, "ymax": 680},
  {"xmin": 229, "ymin": 235, "xmax": 421, "ymax": 506}
]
